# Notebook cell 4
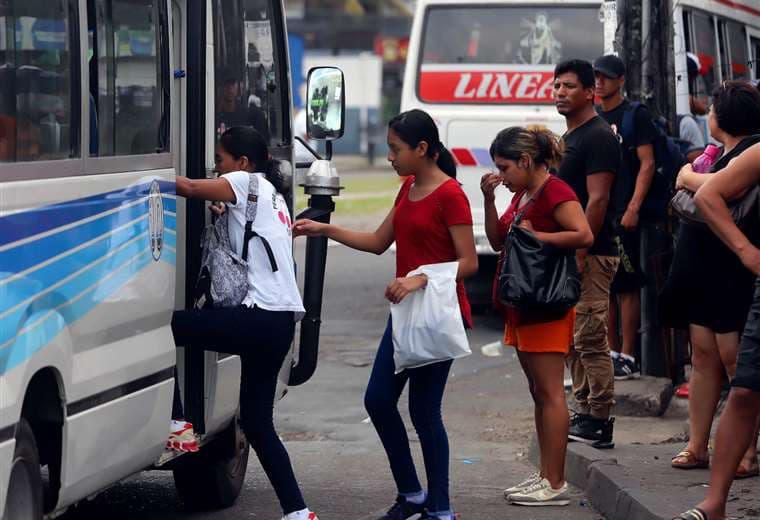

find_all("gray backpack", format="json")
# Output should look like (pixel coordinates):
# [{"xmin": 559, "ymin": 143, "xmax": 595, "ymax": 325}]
[{"xmin": 194, "ymin": 173, "xmax": 278, "ymax": 309}]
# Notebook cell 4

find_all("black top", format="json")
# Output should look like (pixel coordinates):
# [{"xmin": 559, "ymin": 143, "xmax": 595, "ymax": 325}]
[
  {"xmin": 216, "ymin": 103, "xmax": 270, "ymax": 142},
  {"xmin": 597, "ymin": 100, "xmax": 658, "ymax": 218},
  {"xmin": 660, "ymin": 135, "xmax": 760, "ymax": 333},
  {"xmin": 558, "ymin": 116, "xmax": 621, "ymax": 256}
]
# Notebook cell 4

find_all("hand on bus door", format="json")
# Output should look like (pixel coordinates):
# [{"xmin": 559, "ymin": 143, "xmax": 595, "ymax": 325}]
[{"xmin": 480, "ymin": 172, "xmax": 501, "ymax": 203}]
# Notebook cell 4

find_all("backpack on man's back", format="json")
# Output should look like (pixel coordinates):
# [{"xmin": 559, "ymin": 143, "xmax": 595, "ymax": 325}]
[{"xmin": 619, "ymin": 102, "xmax": 688, "ymax": 221}]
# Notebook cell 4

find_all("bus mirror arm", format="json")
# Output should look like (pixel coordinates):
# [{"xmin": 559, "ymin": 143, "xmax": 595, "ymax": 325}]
[{"xmin": 288, "ymin": 161, "xmax": 342, "ymax": 386}]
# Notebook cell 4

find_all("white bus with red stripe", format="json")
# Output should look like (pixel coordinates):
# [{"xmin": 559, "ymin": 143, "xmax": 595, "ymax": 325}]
[{"xmin": 401, "ymin": 0, "xmax": 608, "ymax": 304}]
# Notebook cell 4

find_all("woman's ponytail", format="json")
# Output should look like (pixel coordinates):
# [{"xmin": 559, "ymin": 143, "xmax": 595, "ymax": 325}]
[
  {"xmin": 263, "ymin": 158, "xmax": 285, "ymax": 193},
  {"xmin": 436, "ymin": 143, "xmax": 457, "ymax": 179},
  {"xmin": 528, "ymin": 126, "xmax": 564, "ymax": 169}
]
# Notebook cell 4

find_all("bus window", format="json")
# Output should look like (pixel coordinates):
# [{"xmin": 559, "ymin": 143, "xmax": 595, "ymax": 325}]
[
  {"xmin": 0, "ymin": 0, "xmax": 77, "ymax": 163},
  {"xmin": 691, "ymin": 11, "xmax": 719, "ymax": 97},
  {"xmin": 88, "ymin": 0, "xmax": 168, "ymax": 157},
  {"xmin": 212, "ymin": 0, "xmax": 285, "ymax": 145},
  {"xmin": 753, "ymin": 37, "xmax": 760, "ymax": 80},
  {"xmin": 417, "ymin": 5, "xmax": 603, "ymax": 104},
  {"xmin": 720, "ymin": 20, "xmax": 749, "ymax": 81}
]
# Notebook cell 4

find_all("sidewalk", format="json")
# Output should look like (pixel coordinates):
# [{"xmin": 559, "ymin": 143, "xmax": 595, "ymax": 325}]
[{"xmin": 539, "ymin": 381, "xmax": 760, "ymax": 520}]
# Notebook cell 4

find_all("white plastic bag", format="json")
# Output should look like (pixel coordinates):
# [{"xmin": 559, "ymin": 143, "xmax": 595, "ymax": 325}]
[{"xmin": 390, "ymin": 262, "xmax": 471, "ymax": 373}]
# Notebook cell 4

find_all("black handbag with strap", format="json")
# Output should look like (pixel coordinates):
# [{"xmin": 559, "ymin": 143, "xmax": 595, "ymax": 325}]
[{"xmin": 498, "ymin": 179, "xmax": 581, "ymax": 312}]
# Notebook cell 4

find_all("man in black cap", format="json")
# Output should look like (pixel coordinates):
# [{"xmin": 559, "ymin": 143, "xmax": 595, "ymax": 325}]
[
  {"xmin": 679, "ymin": 52, "xmax": 707, "ymax": 162},
  {"xmin": 593, "ymin": 54, "xmax": 657, "ymax": 382}
]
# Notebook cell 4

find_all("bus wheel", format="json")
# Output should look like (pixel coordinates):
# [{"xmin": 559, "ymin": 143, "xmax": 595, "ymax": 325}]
[
  {"xmin": 3, "ymin": 419, "xmax": 43, "ymax": 520},
  {"xmin": 172, "ymin": 417, "xmax": 249, "ymax": 510}
]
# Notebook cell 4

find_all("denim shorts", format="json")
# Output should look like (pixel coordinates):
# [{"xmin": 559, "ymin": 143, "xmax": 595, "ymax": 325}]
[{"xmin": 733, "ymin": 278, "xmax": 760, "ymax": 392}]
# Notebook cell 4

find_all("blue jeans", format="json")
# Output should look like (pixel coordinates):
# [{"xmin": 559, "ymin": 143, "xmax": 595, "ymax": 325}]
[
  {"xmin": 171, "ymin": 306, "xmax": 306, "ymax": 515},
  {"xmin": 364, "ymin": 317, "xmax": 453, "ymax": 515}
]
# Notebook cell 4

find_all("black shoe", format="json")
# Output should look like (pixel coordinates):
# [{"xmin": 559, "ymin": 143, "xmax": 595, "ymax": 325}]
[
  {"xmin": 568, "ymin": 416, "xmax": 615, "ymax": 449},
  {"xmin": 613, "ymin": 356, "xmax": 640, "ymax": 380},
  {"xmin": 568, "ymin": 412, "xmax": 591, "ymax": 437},
  {"xmin": 378, "ymin": 496, "xmax": 425, "ymax": 520}
]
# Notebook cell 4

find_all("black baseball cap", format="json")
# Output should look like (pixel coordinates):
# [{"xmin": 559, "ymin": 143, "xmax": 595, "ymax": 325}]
[{"xmin": 593, "ymin": 54, "xmax": 626, "ymax": 79}]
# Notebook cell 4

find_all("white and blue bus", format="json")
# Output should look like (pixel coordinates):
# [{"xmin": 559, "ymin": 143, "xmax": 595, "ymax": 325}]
[{"xmin": 0, "ymin": 1, "xmax": 338, "ymax": 517}]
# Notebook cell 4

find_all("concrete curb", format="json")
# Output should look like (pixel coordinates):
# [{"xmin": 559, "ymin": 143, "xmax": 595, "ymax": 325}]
[{"xmin": 529, "ymin": 440, "xmax": 670, "ymax": 520}]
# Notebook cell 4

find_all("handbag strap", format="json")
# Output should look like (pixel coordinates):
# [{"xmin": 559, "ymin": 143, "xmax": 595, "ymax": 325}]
[{"xmin": 513, "ymin": 175, "xmax": 552, "ymax": 225}]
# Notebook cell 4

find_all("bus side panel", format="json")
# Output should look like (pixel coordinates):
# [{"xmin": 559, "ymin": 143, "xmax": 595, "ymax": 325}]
[
  {"xmin": 59, "ymin": 379, "xmax": 174, "ymax": 508},
  {"xmin": 0, "ymin": 170, "xmax": 177, "ymax": 511}
]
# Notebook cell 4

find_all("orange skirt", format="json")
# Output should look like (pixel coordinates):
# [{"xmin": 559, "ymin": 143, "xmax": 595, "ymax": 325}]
[{"xmin": 503, "ymin": 308, "xmax": 575, "ymax": 354}]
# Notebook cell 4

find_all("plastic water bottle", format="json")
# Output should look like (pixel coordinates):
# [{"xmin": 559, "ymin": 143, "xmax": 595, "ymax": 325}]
[{"xmin": 692, "ymin": 144, "xmax": 721, "ymax": 173}]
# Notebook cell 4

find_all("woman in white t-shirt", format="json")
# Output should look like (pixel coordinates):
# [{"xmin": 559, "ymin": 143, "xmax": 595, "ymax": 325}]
[{"xmin": 171, "ymin": 127, "xmax": 316, "ymax": 520}]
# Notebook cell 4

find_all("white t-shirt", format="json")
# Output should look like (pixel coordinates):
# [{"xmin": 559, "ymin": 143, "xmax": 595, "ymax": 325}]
[{"xmin": 222, "ymin": 170, "xmax": 305, "ymax": 319}]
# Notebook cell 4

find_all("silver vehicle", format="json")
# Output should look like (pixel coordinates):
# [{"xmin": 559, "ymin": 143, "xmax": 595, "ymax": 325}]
[{"xmin": 0, "ymin": 1, "xmax": 343, "ymax": 517}]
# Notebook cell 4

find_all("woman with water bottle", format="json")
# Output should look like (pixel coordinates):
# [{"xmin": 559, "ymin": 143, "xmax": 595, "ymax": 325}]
[{"xmin": 662, "ymin": 81, "xmax": 760, "ymax": 476}]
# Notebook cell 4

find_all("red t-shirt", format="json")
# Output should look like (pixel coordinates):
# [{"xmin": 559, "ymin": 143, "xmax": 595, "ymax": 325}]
[
  {"xmin": 394, "ymin": 176, "xmax": 474, "ymax": 327},
  {"xmin": 494, "ymin": 175, "xmax": 579, "ymax": 324}
]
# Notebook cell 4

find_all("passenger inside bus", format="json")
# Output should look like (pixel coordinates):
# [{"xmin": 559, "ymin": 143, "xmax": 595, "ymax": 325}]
[{"xmin": 216, "ymin": 70, "xmax": 270, "ymax": 142}]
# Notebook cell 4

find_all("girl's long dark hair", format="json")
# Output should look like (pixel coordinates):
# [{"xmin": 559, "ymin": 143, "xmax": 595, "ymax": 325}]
[
  {"xmin": 388, "ymin": 109, "xmax": 457, "ymax": 178},
  {"xmin": 219, "ymin": 126, "xmax": 284, "ymax": 192}
]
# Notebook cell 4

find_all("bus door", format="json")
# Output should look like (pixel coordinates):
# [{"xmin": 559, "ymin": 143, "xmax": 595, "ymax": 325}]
[{"xmin": 179, "ymin": 0, "xmax": 294, "ymax": 436}]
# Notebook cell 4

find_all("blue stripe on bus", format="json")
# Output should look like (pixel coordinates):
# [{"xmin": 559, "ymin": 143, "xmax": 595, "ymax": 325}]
[
  {"xmin": 0, "ymin": 234, "xmax": 151, "ymax": 345},
  {"xmin": 0, "ymin": 180, "xmax": 176, "ymax": 248},
  {"xmin": 0, "ymin": 250, "xmax": 155, "ymax": 375},
  {"xmin": 162, "ymin": 196, "xmax": 176, "ymax": 213},
  {"xmin": 0, "ymin": 201, "xmax": 150, "ymax": 277}
]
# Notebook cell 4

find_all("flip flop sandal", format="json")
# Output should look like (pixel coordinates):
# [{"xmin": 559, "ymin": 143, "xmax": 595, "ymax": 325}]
[
  {"xmin": 674, "ymin": 507, "xmax": 709, "ymax": 520},
  {"xmin": 735, "ymin": 460, "xmax": 760, "ymax": 479},
  {"xmin": 671, "ymin": 449, "xmax": 709, "ymax": 469}
]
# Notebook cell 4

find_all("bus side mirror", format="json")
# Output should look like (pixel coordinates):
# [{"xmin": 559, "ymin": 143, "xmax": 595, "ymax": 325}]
[{"xmin": 306, "ymin": 67, "xmax": 345, "ymax": 141}]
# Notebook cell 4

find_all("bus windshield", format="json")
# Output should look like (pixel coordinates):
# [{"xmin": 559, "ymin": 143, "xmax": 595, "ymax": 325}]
[{"xmin": 418, "ymin": 5, "xmax": 604, "ymax": 104}]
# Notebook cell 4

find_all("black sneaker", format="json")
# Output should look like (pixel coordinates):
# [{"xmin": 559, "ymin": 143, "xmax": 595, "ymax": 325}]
[
  {"xmin": 613, "ymin": 356, "xmax": 640, "ymax": 380},
  {"xmin": 568, "ymin": 416, "xmax": 615, "ymax": 449},
  {"xmin": 378, "ymin": 496, "xmax": 425, "ymax": 520}
]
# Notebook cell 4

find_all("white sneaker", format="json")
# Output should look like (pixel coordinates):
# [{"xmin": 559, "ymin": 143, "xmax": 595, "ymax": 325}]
[
  {"xmin": 166, "ymin": 420, "xmax": 199, "ymax": 453},
  {"xmin": 503, "ymin": 472, "xmax": 542, "ymax": 497},
  {"xmin": 506, "ymin": 478, "xmax": 570, "ymax": 506},
  {"xmin": 281, "ymin": 510, "xmax": 319, "ymax": 520}
]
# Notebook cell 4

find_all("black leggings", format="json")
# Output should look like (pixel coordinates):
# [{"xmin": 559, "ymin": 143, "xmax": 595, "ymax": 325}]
[{"xmin": 171, "ymin": 305, "xmax": 306, "ymax": 515}]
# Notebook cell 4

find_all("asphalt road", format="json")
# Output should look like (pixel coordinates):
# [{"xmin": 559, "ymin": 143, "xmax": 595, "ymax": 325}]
[{"xmin": 61, "ymin": 231, "xmax": 600, "ymax": 520}]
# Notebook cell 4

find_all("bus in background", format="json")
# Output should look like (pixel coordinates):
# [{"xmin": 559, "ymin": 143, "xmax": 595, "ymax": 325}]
[
  {"xmin": 401, "ymin": 0, "xmax": 607, "ymax": 305},
  {"xmin": 673, "ymin": 0, "xmax": 760, "ymax": 139},
  {"xmin": 0, "ymin": 1, "xmax": 341, "ymax": 518}
]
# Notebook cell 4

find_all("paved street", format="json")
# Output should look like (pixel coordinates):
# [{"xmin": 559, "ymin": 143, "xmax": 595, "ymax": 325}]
[{"xmin": 61, "ymin": 167, "xmax": 600, "ymax": 519}]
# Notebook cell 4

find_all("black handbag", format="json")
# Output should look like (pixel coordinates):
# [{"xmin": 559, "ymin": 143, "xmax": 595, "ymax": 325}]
[{"xmin": 498, "ymin": 181, "xmax": 581, "ymax": 311}]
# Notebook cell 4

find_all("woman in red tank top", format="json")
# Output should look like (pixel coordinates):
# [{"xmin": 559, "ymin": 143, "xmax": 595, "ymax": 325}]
[
  {"xmin": 481, "ymin": 127, "xmax": 592, "ymax": 507},
  {"xmin": 293, "ymin": 110, "xmax": 476, "ymax": 520}
]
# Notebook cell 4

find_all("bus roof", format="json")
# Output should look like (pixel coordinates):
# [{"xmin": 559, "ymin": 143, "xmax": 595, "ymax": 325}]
[
  {"xmin": 675, "ymin": 0, "xmax": 760, "ymax": 27},
  {"xmin": 414, "ymin": 0, "xmax": 602, "ymax": 5}
]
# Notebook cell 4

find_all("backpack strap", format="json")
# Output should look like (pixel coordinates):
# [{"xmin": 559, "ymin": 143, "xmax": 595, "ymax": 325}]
[
  {"xmin": 239, "ymin": 173, "xmax": 259, "ymax": 262},
  {"xmin": 620, "ymin": 101, "xmax": 642, "ymax": 149},
  {"xmin": 239, "ymin": 172, "xmax": 279, "ymax": 272},
  {"xmin": 242, "ymin": 225, "xmax": 279, "ymax": 272}
]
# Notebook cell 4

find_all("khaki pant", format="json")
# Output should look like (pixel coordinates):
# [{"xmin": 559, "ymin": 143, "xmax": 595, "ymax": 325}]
[{"xmin": 567, "ymin": 255, "xmax": 619, "ymax": 420}]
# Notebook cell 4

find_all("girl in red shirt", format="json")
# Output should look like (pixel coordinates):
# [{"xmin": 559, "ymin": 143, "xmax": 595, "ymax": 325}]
[
  {"xmin": 481, "ymin": 127, "xmax": 592, "ymax": 507},
  {"xmin": 294, "ymin": 109, "xmax": 477, "ymax": 520}
]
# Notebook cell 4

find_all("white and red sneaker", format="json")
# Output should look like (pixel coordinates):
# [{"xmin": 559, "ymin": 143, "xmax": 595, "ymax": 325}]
[
  {"xmin": 166, "ymin": 420, "xmax": 199, "ymax": 453},
  {"xmin": 281, "ymin": 509, "xmax": 319, "ymax": 520}
]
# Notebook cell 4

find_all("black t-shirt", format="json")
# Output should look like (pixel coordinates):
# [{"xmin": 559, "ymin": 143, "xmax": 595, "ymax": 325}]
[
  {"xmin": 216, "ymin": 103, "xmax": 270, "ymax": 142},
  {"xmin": 598, "ymin": 100, "xmax": 658, "ymax": 218},
  {"xmin": 558, "ymin": 116, "xmax": 621, "ymax": 256}
]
